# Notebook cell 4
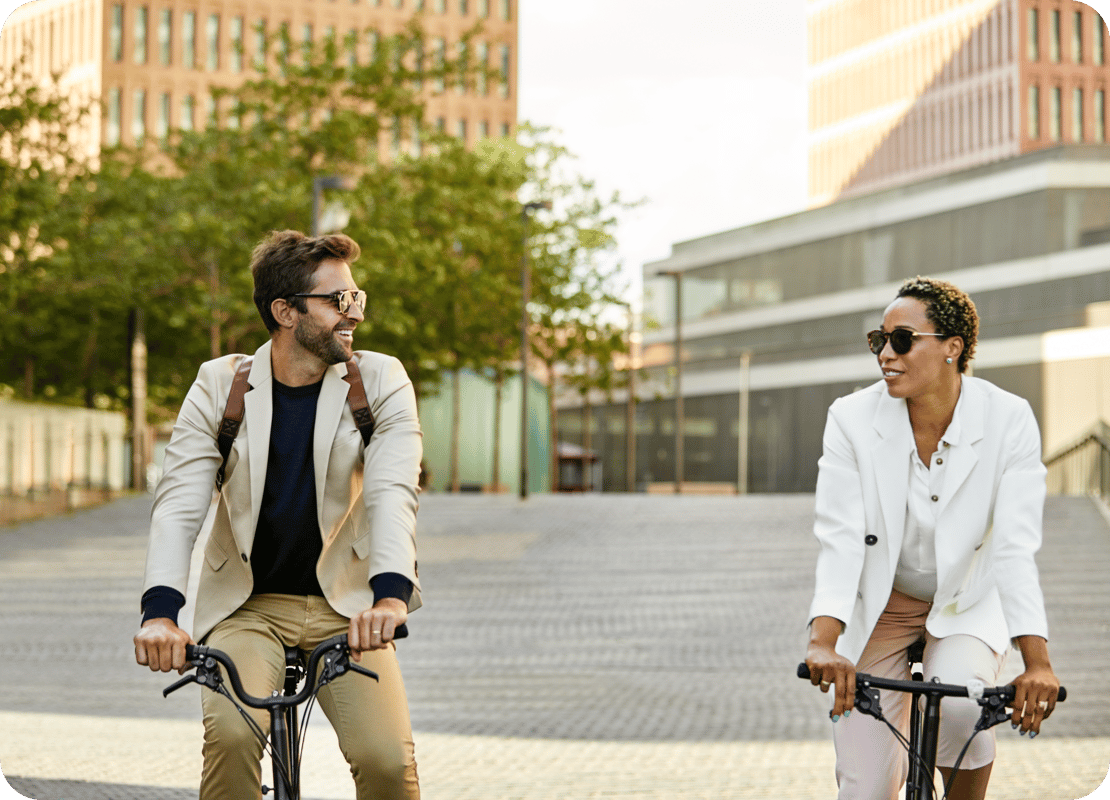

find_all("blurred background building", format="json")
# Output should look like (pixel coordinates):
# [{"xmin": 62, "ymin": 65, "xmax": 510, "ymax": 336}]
[
  {"xmin": 809, "ymin": 0, "xmax": 1108, "ymax": 205},
  {"xmin": 0, "ymin": 0, "xmax": 517, "ymax": 154},
  {"xmin": 558, "ymin": 0, "xmax": 1110, "ymax": 495}
]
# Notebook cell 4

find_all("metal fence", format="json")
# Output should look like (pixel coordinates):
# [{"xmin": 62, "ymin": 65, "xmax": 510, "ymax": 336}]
[{"xmin": 1045, "ymin": 423, "xmax": 1110, "ymax": 502}]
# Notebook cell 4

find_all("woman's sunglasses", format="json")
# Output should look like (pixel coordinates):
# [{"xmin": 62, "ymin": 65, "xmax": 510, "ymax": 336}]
[{"xmin": 867, "ymin": 328, "xmax": 944, "ymax": 355}]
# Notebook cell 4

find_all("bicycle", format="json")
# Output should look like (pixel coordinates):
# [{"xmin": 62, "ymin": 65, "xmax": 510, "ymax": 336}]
[
  {"xmin": 163, "ymin": 631, "xmax": 401, "ymax": 800},
  {"xmin": 797, "ymin": 645, "xmax": 1067, "ymax": 800}
]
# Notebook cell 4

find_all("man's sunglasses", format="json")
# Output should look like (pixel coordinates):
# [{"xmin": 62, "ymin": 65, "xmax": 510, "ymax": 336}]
[
  {"xmin": 866, "ymin": 328, "xmax": 945, "ymax": 355},
  {"xmin": 290, "ymin": 289, "xmax": 367, "ymax": 315}
]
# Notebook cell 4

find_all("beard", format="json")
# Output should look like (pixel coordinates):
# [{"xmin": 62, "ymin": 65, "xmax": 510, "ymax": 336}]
[{"xmin": 294, "ymin": 315, "xmax": 351, "ymax": 365}]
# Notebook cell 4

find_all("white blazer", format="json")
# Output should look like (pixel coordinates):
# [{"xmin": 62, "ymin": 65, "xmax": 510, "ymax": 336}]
[
  {"xmin": 807, "ymin": 376, "xmax": 1049, "ymax": 664},
  {"xmin": 143, "ymin": 340, "xmax": 423, "ymax": 642}
]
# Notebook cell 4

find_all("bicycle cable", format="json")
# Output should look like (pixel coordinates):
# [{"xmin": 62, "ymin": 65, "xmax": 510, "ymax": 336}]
[{"xmin": 214, "ymin": 682, "xmax": 297, "ymax": 799}]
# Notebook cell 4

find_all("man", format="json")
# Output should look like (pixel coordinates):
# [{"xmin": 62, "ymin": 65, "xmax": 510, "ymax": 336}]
[{"xmin": 134, "ymin": 230, "xmax": 422, "ymax": 800}]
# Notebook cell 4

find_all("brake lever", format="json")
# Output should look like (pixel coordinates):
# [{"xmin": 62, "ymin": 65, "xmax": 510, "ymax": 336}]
[{"xmin": 163, "ymin": 672, "xmax": 199, "ymax": 698}]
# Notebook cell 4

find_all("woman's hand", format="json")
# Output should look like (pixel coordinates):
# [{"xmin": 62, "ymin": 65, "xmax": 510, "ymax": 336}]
[
  {"xmin": 805, "ymin": 616, "xmax": 857, "ymax": 719},
  {"xmin": 1011, "ymin": 635, "xmax": 1060, "ymax": 736}
]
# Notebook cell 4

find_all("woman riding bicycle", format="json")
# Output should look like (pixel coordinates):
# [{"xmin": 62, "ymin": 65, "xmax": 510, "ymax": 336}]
[{"xmin": 803, "ymin": 277, "xmax": 1061, "ymax": 800}]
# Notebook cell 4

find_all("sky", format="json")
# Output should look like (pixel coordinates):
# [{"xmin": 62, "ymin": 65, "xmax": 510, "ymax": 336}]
[{"xmin": 518, "ymin": 0, "xmax": 809, "ymax": 303}]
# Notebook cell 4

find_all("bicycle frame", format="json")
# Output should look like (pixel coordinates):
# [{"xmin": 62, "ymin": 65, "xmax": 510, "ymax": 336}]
[{"xmin": 164, "ymin": 633, "xmax": 379, "ymax": 800}]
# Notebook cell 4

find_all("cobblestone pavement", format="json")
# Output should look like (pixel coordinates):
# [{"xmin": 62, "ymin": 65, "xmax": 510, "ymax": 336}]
[{"xmin": 0, "ymin": 492, "xmax": 1108, "ymax": 799}]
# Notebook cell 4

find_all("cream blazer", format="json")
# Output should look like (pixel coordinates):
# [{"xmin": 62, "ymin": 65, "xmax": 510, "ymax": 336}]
[
  {"xmin": 142, "ymin": 340, "xmax": 423, "ymax": 642},
  {"xmin": 807, "ymin": 376, "xmax": 1049, "ymax": 664}
]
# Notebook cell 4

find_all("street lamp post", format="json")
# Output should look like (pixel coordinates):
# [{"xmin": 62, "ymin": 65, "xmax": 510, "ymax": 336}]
[
  {"xmin": 312, "ymin": 175, "xmax": 357, "ymax": 236},
  {"xmin": 519, "ymin": 200, "xmax": 551, "ymax": 500},
  {"xmin": 659, "ymin": 271, "xmax": 684, "ymax": 493}
]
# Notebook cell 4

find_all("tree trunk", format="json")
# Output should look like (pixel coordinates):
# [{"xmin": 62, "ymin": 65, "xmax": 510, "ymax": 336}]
[
  {"xmin": 129, "ymin": 307, "xmax": 148, "ymax": 491},
  {"xmin": 491, "ymin": 368, "xmax": 503, "ymax": 492},
  {"xmin": 449, "ymin": 363, "xmax": 461, "ymax": 492},
  {"xmin": 81, "ymin": 313, "xmax": 100, "ymax": 408},
  {"xmin": 22, "ymin": 356, "xmax": 33, "ymax": 399},
  {"xmin": 545, "ymin": 357, "xmax": 559, "ymax": 491}
]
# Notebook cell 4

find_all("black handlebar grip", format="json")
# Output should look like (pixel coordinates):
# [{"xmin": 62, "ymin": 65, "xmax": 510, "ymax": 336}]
[
  {"xmin": 1058, "ymin": 686, "xmax": 1067, "ymax": 702},
  {"xmin": 394, "ymin": 623, "xmax": 408, "ymax": 640},
  {"xmin": 797, "ymin": 663, "xmax": 811, "ymax": 680}
]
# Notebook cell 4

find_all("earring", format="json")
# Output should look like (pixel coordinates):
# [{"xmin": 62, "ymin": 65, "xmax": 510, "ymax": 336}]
[{"xmin": 946, "ymin": 358, "xmax": 953, "ymax": 364}]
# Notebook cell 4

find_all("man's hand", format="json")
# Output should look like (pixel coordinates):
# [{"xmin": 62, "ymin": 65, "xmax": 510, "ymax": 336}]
[
  {"xmin": 348, "ymin": 598, "xmax": 408, "ymax": 661},
  {"xmin": 134, "ymin": 618, "xmax": 194, "ymax": 673}
]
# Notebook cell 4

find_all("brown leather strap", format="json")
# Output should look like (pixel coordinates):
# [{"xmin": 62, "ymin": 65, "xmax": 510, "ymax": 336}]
[
  {"xmin": 215, "ymin": 356, "xmax": 252, "ymax": 490},
  {"xmin": 342, "ymin": 357, "xmax": 376, "ymax": 446}
]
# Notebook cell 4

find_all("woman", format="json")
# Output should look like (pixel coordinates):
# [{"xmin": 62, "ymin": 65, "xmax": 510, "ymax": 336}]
[{"xmin": 803, "ymin": 276, "xmax": 1060, "ymax": 800}]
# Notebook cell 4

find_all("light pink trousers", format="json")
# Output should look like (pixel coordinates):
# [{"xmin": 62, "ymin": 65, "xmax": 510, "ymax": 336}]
[
  {"xmin": 833, "ymin": 590, "xmax": 1005, "ymax": 800},
  {"xmin": 199, "ymin": 594, "xmax": 420, "ymax": 800}
]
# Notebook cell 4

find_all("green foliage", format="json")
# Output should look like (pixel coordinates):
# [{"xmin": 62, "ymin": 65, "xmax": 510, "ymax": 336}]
[{"xmin": 0, "ymin": 27, "xmax": 634, "ymax": 426}]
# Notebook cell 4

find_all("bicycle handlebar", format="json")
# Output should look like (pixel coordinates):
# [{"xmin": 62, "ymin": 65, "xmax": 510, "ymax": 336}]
[
  {"xmin": 797, "ymin": 663, "xmax": 1067, "ymax": 703},
  {"xmin": 164, "ymin": 634, "xmax": 380, "ymax": 708}
]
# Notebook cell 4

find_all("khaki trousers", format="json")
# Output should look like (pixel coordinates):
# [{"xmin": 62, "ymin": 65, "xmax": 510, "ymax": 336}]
[
  {"xmin": 833, "ymin": 590, "xmax": 1005, "ymax": 800},
  {"xmin": 199, "ymin": 594, "xmax": 419, "ymax": 800}
]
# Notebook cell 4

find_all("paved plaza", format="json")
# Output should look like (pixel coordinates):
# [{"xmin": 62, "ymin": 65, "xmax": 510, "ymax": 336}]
[{"xmin": 0, "ymin": 492, "xmax": 1108, "ymax": 799}]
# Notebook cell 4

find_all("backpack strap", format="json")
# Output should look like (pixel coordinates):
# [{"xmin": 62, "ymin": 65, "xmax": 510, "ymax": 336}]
[
  {"xmin": 213, "ymin": 355, "xmax": 375, "ymax": 492},
  {"xmin": 342, "ymin": 357, "xmax": 376, "ymax": 446},
  {"xmin": 215, "ymin": 356, "xmax": 252, "ymax": 490}
]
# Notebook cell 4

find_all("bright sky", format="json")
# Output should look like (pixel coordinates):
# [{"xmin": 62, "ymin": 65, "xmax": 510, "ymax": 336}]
[{"xmin": 519, "ymin": 0, "xmax": 810, "ymax": 303}]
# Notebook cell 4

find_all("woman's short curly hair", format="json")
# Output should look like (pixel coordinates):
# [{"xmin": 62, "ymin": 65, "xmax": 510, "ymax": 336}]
[{"xmin": 895, "ymin": 276, "xmax": 978, "ymax": 373}]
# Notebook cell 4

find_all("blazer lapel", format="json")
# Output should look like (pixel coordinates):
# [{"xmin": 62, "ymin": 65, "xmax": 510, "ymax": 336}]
[
  {"xmin": 937, "ymin": 377, "xmax": 984, "ymax": 513},
  {"xmin": 243, "ymin": 341, "xmax": 274, "ymax": 556},
  {"xmin": 313, "ymin": 360, "xmax": 351, "ymax": 534},
  {"xmin": 871, "ymin": 389, "xmax": 913, "ymax": 575}
]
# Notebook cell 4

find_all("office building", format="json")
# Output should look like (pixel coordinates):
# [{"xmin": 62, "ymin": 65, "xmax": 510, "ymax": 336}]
[
  {"xmin": 561, "ymin": 145, "xmax": 1110, "ymax": 493},
  {"xmin": 809, "ymin": 0, "xmax": 1110, "ymax": 205},
  {"xmin": 0, "ymin": 0, "xmax": 517, "ymax": 152}
]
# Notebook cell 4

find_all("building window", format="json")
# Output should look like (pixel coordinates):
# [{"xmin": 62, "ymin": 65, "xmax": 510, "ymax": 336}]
[
  {"xmin": 231, "ymin": 17, "xmax": 244, "ymax": 72},
  {"xmin": 1073, "ymin": 11, "xmax": 1083, "ymax": 62},
  {"xmin": 478, "ymin": 0, "xmax": 488, "ymax": 18},
  {"xmin": 456, "ymin": 41, "xmax": 467, "ymax": 94},
  {"xmin": 158, "ymin": 9, "xmax": 171, "ymax": 65},
  {"xmin": 499, "ymin": 121, "xmax": 509, "ymax": 137},
  {"xmin": 1097, "ymin": 90, "xmax": 1106, "ymax": 142},
  {"xmin": 132, "ymin": 89, "xmax": 146, "ymax": 141},
  {"xmin": 180, "ymin": 94, "xmax": 194, "ymax": 131},
  {"xmin": 433, "ymin": 37, "xmax": 445, "ymax": 92},
  {"xmin": 254, "ymin": 20, "xmax": 266, "ymax": 70},
  {"xmin": 207, "ymin": 15, "xmax": 220, "ymax": 71},
  {"xmin": 110, "ymin": 5, "xmax": 123, "ymax": 62},
  {"xmin": 456, "ymin": 118, "xmax": 467, "ymax": 143},
  {"xmin": 157, "ymin": 92, "xmax": 170, "ymax": 139},
  {"xmin": 206, "ymin": 94, "xmax": 217, "ymax": 128},
  {"xmin": 499, "ymin": 0, "xmax": 509, "ymax": 21},
  {"xmin": 302, "ymin": 24, "xmax": 313, "ymax": 58},
  {"xmin": 368, "ymin": 30, "xmax": 379, "ymax": 61},
  {"xmin": 1073, "ymin": 87, "xmax": 1084, "ymax": 141},
  {"xmin": 1050, "ymin": 86, "xmax": 1061, "ymax": 140},
  {"xmin": 498, "ymin": 43, "xmax": 510, "ymax": 98},
  {"xmin": 459, "ymin": 0, "xmax": 468, "ymax": 14},
  {"xmin": 435, "ymin": 0, "xmax": 445, "ymax": 13},
  {"xmin": 1029, "ymin": 84, "xmax": 1040, "ymax": 139},
  {"xmin": 348, "ymin": 28, "xmax": 358, "ymax": 67},
  {"xmin": 1050, "ymin": 9, "xmax": 1060, "ymax": 62},
  {"xmin": 133, "ymin": 6, "xmax": 147, "ymax": 64},
  {"xmin": 476, "ymin": 42, "xmax": 488, "ymax": 95},
  {"xmin": 436, "ymin": 116, "xmax": 445, "ymax": 131},
  {"xmin": 392, "ymin": 0, "xmax": 402, "ymax": 8},
  {"xmin": 183, "ymin": 12, "xmax": 196, "ymax": 69},
  {"xmin": 1027, "ymin": 8, "xmax": 1038, "ymax": 61},
  {"xmin": 1096, "ymin": 15, "xmax": 1106, "ymax": 65},
  {"xmin": 479, "ymin": 119, "xmax": 489, "ymax": 138},
  {"xmin": 106, "ymin": 86, "xmax": 121, "ymax": 144}
]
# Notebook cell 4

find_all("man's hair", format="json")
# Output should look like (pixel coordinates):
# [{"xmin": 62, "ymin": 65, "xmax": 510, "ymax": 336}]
[
  {"xmin": 895, "ymin": 276, "xmax": 979, "ymax": 373},
  {"xmin": 250, "ymin": 230, "xmax": 361, "ymax": 332}
]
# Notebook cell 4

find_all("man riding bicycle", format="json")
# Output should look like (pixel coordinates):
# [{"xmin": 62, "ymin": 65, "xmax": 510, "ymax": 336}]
[{"xmin": 134, "ymin": 230, "xmax": 422, "ymax": 800}]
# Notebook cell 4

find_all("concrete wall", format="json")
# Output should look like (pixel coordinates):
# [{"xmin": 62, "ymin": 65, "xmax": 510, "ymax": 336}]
[{"xmin": 0, "ymin": 398, "xmax": 128, "ymax": 497}]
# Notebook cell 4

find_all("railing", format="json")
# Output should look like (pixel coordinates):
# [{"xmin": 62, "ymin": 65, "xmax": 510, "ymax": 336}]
[{"xmin": 1045, "ymin": 423, "xmax": 1110, "ymax": 503}]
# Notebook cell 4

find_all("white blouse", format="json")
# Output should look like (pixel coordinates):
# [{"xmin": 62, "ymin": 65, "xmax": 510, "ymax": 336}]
[{"xmin": 892, "ymin": 392, "xmax": 964, "ymax": 603}]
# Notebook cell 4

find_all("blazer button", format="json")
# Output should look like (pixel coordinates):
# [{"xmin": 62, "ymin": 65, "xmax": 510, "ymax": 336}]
[
  {"xmin": 931, "ymin": 495, "xmax": 939, "ymax": 502},
  {"xmin": 241, "ymin": 553, "xmax": 248, "ymax": 562},
  {"xmin": 864, "ymin": 534, "xmax": 878, "ymax": 546}
]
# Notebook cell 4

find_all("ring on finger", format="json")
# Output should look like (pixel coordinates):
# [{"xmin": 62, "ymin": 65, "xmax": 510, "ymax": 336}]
[{"xmin": 820, "ymin": 681, "xmax": 831, "ymax": 689}]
